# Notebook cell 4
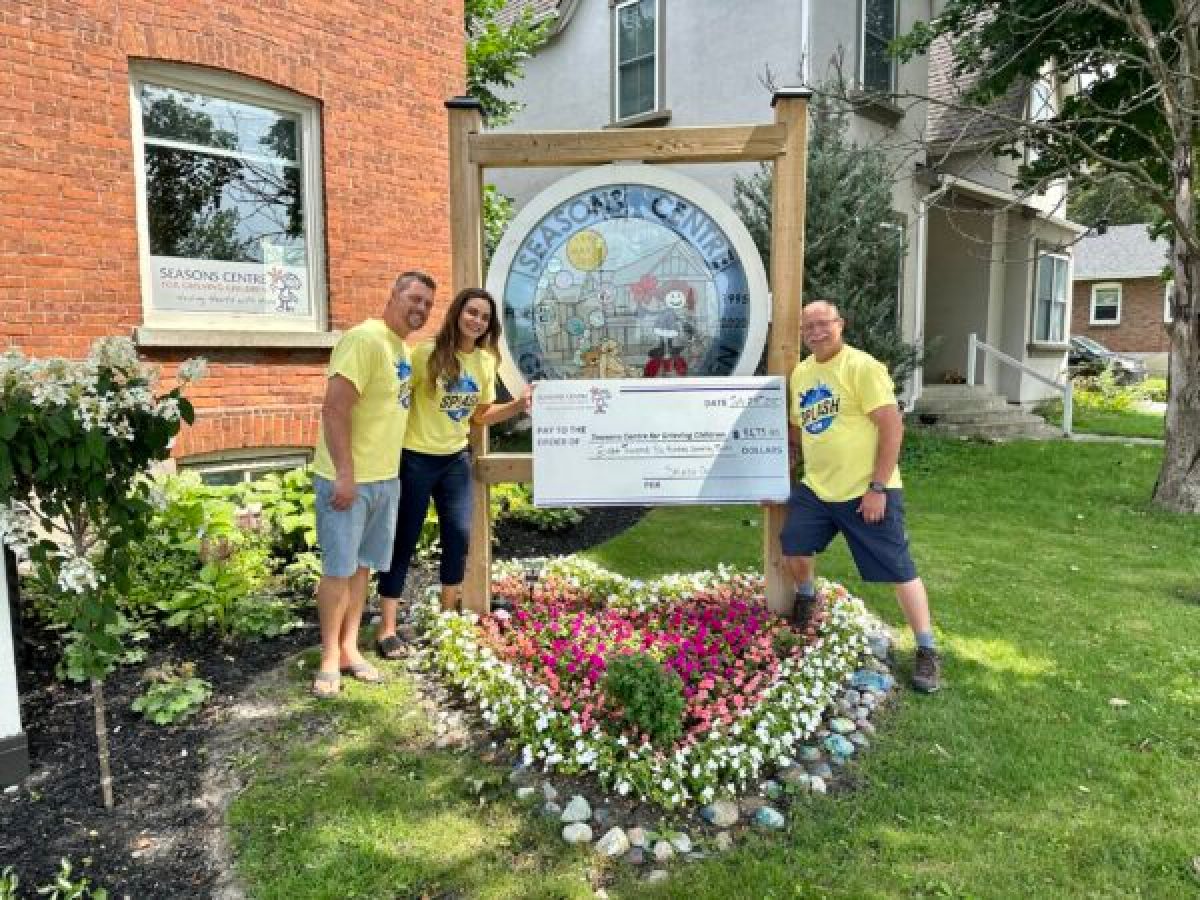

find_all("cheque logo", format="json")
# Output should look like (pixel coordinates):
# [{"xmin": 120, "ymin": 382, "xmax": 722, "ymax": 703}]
[
  {"xmin": 799, "ymin": 382, "xmax": 840, "ymax": 435},
  {"xmin": 589, "ymin": 386, "xmax": 612, "ymax": 414}
]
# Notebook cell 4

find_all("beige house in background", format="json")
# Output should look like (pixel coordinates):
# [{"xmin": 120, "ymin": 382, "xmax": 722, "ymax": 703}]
[{"xmin": 491, "ymin": 0, "xmax": 1084, "ymax": 416}]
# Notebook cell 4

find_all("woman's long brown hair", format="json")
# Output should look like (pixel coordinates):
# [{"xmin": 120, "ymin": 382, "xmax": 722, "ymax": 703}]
[{"xmin": 425, "ymin": 287, "xmax": 503, "ymax": 393}]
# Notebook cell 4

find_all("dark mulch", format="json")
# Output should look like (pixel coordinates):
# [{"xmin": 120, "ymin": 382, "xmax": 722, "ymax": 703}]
[{"xmin": 0, "ymin": 507, "xmax": 645, "ymax": 899}]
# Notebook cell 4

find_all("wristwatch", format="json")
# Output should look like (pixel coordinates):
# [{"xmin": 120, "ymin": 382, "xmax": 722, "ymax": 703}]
[{"xmin": 868, "ymin": 480, "xmax": 887, "ymax": 494}]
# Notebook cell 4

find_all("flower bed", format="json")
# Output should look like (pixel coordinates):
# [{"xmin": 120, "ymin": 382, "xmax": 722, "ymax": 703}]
[{"xmin": 422, "ymin": 557, "xmax": 879, "ymax": 809}]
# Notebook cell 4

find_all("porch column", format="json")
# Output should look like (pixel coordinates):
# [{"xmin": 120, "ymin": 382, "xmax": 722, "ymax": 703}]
[
  {"xmin": 984, "ymin": 209, "xmax": 1009, "ymax": 389},
  {"xmin": 0, "ymin": 552, "xmax": 28, "ymax": 787}
]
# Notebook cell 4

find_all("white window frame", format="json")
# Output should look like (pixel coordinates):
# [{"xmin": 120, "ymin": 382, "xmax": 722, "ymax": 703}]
[
  {"xmin": 859, "ymin": 0, "xmax": 897, "ymax": 94},
  {"xmin": 1032, "ymin": 250, "xmax": 1070, "ymax": 344},
  {"xmin": 179, "ymin": 447, "xmax": 312, "ymax": 485},
  {"xmin": 611, "ymin": 0, "xmax": 662, "ymax": 124},
  {"xmin": 1026, "ymin": 79, "xmax": 1055, "ymax": 164},
  {"xmin": 1164, "ymin": 280, "xmax": 1175, "ymax": 323},
  {"xmin": 128, "ymin": 61, "xmax": 327, "ymax": 333},
  {"xmin": 880, "ymin": 218, "xmax": 906, "ymax": 321},
  {"xmin": 1089, "ymin": 282, "xmax": 1122, "ymax": 325}
]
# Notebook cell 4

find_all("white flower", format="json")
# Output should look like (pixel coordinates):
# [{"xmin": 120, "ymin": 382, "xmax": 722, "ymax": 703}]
[
  {"xmin": 177, "ymin": 357, "xmax": 208, "ymax": 384},
  {"xmin": 57, "ymin": 554, "xmax": 101, "ymax": 594},
  {"xmin": 87, "ymin": 336, "xmax": 139, "ymax": 373}
]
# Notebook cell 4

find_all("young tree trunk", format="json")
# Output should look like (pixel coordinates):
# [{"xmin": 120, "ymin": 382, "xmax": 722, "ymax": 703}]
[{"xmin": 91, "ymin": 676, "xmax": 114, "ymax": 809}]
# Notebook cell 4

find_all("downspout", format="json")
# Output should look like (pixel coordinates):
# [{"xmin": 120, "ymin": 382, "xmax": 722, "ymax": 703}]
[{"xmin": 910, "ymin": 174, "xmax": 952, "ymax": 406}]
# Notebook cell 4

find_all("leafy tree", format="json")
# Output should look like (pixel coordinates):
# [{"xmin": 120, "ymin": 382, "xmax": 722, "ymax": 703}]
[
  {"xmin": 734, "ymin": 91, "xmax": 920, "ymax": 384},
  {"xmin": 465, "ymin": 0, "xmax": 553, "ymax": 125},
  {"xmin": 897, "ymin": 0, "xmax": 1200, "ymax": 513},
  {"xmin": 0, "ymin": 340, "xmax": 203, "ymax": 807},
  {"xmin": 1068, "ymin": 174, "xmax": 1160, "ymax": 228}
]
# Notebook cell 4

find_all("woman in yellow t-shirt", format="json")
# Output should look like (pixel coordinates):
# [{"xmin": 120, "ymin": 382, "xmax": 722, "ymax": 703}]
[{"xmin": 376, "ymin": 288, "xmax": 531, "ymax": 642}]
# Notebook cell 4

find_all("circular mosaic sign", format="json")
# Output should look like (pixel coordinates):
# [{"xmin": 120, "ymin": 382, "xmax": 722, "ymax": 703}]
[{"xmin": 487, "ymin": 166, "xmax": 770, "ymax": 391}]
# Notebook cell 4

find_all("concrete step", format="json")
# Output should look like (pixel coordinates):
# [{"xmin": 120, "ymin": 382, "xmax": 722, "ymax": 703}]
[
  {"xmin": 910, "ymin": 409, "xmax": 1048, "ymax": 426},
  {"xmin": 913, "ymin": 397, "xmax": 1013, "ymax": 414},
  {"xmin": 917, "ymin": 421, "xmax": 1062, "ymax": 441}
]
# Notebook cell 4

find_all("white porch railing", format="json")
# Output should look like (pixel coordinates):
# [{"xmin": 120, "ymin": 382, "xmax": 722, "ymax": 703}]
[{"xmin": 967, "ymin": 333, "xmax": 1073, "ymax": 436}]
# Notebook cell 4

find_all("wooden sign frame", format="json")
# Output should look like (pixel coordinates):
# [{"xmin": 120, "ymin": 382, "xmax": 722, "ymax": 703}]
[{"xmin": 445, "ymin": 90, "xmax": 810, "ymax": 615}]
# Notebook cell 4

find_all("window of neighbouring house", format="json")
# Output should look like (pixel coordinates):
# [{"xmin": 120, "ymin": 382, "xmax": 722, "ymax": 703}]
[
  {"xmin": 1033, "ymin": 251, "xmax": 1070, "ymax": 343},
  {"xmin": 130, "ymin": 63, "xmax": 326, "ymax": 331},
  {"xmin": 861, "ymin": 0, "xmax": 897, "ymax": 94},
  {"xmin": 613, "ymin": 0, "xmax": 660, "ymax": 122},
  {"xmin": 1089, "ymin": 283, "xmax": 1121, "ymax": 325},
  {"xmin": 1164, "ymin": 280, "xmax": 1175, "ymax": 323}
]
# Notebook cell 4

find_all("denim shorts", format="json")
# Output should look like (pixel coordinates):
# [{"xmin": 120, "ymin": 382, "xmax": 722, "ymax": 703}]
[
  {"xmin": 314, "ymin": 475, "xmax": 401, "ymax": 578},
  {"xmin": 780, "ymin": 482, "xmax": 918, "ymax": 584}
]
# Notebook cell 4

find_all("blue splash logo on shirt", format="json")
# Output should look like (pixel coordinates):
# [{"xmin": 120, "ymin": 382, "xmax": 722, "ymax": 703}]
[
  {"xmin": 439, "ymin": 373, "xmax": 480, "ymax": 422},
  {"xmin": 799, "ymin": 382, "xmax": 840, "ymax": 435},
  {"xmin": 395, "ymin": 359, "xmax": 413, "ymax": 409}
]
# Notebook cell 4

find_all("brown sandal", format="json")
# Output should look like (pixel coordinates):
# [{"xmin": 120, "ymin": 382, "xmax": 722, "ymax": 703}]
[
  {"xmin": 339, "ymin": 662, "xmax": 383, "ymax": 684},
  {"xmin": 311, "ymin": 670, "xmax": 341, "ymax": 698}
]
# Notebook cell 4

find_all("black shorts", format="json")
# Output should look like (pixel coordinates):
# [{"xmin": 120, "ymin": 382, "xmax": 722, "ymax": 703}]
[{"xmin": 780, "ymin": 483, "xmax": 918, "ymax": 584}]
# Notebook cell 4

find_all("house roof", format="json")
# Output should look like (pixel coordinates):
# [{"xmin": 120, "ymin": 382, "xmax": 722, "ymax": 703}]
[
  {"xmin": 1073, "ymin": 224, "xmax": 1170, "ymax": 280},
  {"xmin": 494, "ymin": 0, "xmax": 563, "ymax": 29},
  {"xmin": 925, "ymin": 35, "xmax": 1028, "ymax": 149}
]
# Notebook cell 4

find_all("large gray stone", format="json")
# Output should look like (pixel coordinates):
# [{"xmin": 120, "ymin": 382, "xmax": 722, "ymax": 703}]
[
  {"xmin": 562, "ymin": 823, "xmax": 593, "ymax": 844},
  {"xmin": 700, "ymin": 800, "xmax": 739, "ymax": 828},
  {"xmin": 652, "ymin": 840, "xmax": 675, "ymax": 863},
  {"xmin": 595, "ymin": 827, "xmax": 630, "ymax": 858},
  {"xmin": 560, "ymin": 795, "xmax": 592, "ymax": 824},
  {"xmin": 753, "ymin": 806, "xmax": 786, "ymax": 829}
]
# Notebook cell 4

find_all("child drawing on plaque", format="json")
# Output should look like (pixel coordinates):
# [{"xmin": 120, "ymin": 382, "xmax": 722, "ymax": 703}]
[{"xmin": 653, "ymin": 281, "xmax": 695, "ymax": 357}]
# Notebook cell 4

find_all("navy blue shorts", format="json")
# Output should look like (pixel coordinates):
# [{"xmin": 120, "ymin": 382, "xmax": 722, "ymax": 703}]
[{"xmin": 780, "ymin": 483, "xmax": 918, "ymax": 583}]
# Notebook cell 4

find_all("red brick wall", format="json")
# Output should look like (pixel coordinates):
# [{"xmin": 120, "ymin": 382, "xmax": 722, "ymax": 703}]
[
  {"xmin": 0, "ymin": 0, "xmax": 464, "ymax": 458},
  {"xmin": 1071, "ymin": 276, "xmax": 1170, "ymax": 353}
]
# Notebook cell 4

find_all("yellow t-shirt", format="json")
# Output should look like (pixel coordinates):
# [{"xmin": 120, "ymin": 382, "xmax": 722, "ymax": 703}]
[
  {"xmin": 788, "ymin": 344, "xmax": 902, "ymax": 502},
  {"xmin": 312, "ymin": 319, "xmax": 413, "ymax": 483},
  {"xmin": 403, "ymin": 342, "xmax": 498, "ymax": 455}
]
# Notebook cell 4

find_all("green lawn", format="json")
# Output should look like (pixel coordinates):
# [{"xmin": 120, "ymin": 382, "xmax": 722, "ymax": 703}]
[
  {"xmin": 229, "ymin": 436, "xmax": 1200, "ymax": 898},
  {"xmin": 1038, "ymin": 399, "xmax": 1165, "ymax": 439}
]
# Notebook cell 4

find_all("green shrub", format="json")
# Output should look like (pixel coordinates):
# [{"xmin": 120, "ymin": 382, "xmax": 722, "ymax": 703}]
[
  {"xmin": 30, "ymin": 858, "xmax": 108, "ymax": 899},
  {"xmin": 495, "ymin": 483, "xmax": 585, "ymax": 532},
  {"xmin": 602, "ymin": 652, "xmax": 685, "ymax": 748},
  {"xmin": 1138, "ymin": 376, "xmax": 1167, "ymax": 403},
  {"xmin": 131, "ymin": 662, "xmax": 211, "ymax": 725},
  {"xmin": 1073, "ymin": 368, "xmax": 1135, "ymax": 412},
  {"xmin": 240, "ymin": 467, "xmax": 317, "ymax": 562}
]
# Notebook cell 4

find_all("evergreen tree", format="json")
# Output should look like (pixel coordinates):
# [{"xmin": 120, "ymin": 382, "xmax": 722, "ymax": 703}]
[{"xmin": 733, "ymin": 92, "xmax": 919, "ymax": 383}]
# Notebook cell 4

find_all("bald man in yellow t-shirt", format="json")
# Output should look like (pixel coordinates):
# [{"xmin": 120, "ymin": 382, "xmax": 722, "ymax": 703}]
[{"xmin": 780, "ymin": 300, "xmax": 940, "ymax": 693}]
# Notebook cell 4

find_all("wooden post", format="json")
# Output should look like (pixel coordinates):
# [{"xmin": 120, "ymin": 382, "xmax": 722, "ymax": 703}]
[
  {"xmin": 446, "ymin": 96, "xmax": 491, "ymax": 615},
  {"xmin": 0, "ymin": 548, "xmax": 29, "ymax": 788},
  {"xmin": 764, "ymin": 89, "xmax": 811, "ymax": 616}
]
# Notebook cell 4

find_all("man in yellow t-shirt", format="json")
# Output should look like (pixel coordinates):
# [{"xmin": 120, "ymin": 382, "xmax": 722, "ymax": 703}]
[
  {"xmin": 309, "ymin": 271, "xmax": 435, "ymax": 698},
  {"xmin": 780, "ymin": 300, "xmax": 940, "ymax": 693}
]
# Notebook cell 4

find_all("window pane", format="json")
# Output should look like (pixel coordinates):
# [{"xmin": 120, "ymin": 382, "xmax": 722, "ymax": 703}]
[
  {"xmin": 864, "ymin": 0, "xmax": 895, "ymax": 41},
  {"xmin": 145, "ymin": 145, "xmax": 304, "ymax": 264},
  {"xmin": 1034, "ymin": 255, "xmax": 1054, "ymax": 340},
  {"xmin": 863, "ymin": 35, "xmax": 892, "ymax": 92},
  {"xmin": 618, "ymin": 57, "xmax": 655, "ymax": 119},
  {"xmin": 862, "ymin": 0, "xmax": 895, "ymax": 92},
  {"xmin": 618, "ymin": 0, "xmax": 655, "ymax": 64},
  {"xmin": 141, "ymin": 83, "xmax": 298, "ymax": 163}
]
